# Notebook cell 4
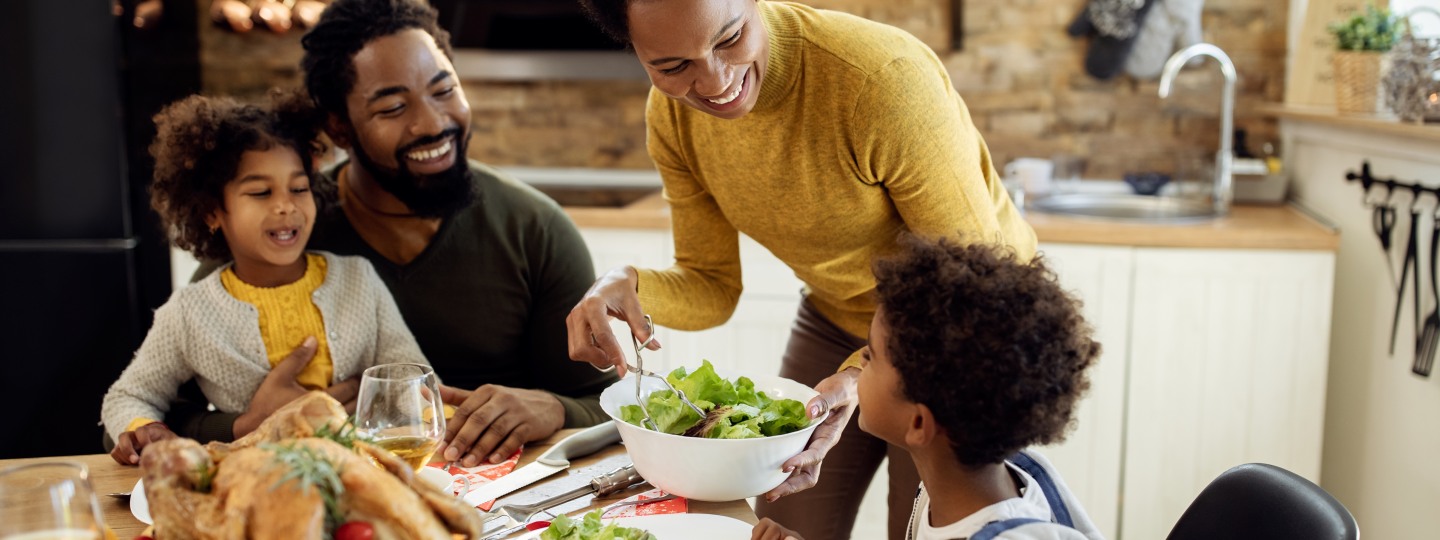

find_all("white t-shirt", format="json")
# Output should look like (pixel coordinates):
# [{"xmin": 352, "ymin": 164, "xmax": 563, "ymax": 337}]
[{"xmin": 910, "ymin": 450, "xmax": 1106, "ymax": 540}]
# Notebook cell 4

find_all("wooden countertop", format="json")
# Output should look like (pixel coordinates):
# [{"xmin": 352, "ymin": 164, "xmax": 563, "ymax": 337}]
[
  {"xmin": 564, "ymin": 194, "xmax": 1340, "ymax": 251},
  {"xmin": 1023, "ymin": 204, "xmax": 1339, "ymax": 251},
  {"xmin": 0, "ymin": 429, "xmax": 755, "ymax": 539}
]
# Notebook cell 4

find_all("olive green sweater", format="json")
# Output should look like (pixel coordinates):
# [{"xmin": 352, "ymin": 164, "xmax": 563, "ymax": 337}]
[{"xmin": 638, "ymin": 1, "xmax": 1036, "ymax": 371}]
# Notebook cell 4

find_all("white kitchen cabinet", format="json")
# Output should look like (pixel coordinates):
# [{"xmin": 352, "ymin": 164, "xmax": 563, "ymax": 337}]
[
  {"xmin": 1035, "ymin": 244, "xmax": 1334, "ymax": 540},
  {"xmin": 1033, "ymin": 244, "xmax": 1134, "ymax": 540},
  {"xmin": 1121, "ymin": 248, "xmax": 1335, "ymax": 539}
]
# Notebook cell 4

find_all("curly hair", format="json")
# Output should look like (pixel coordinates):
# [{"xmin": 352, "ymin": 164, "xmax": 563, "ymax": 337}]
[
  {"xmin": 301, "ymin": 0, "xmax": 453, "ymax": 117},
  {"xmin": 872, "ymin": 236, "xmax": 1100, "ymax": 467},
  {"xmin": 577, "ymin": 0, "xmax": 633, "ymax": 44},
  {"xmin": 148, "ymin": 90, "xmax": 325, "ymax": 261}
]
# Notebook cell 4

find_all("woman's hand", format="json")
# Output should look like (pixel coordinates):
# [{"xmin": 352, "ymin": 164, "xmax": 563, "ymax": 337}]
[
  {"xmin": 110, "ymin": 422, "xmax": 177, "ymax": 466},
  {"xmin": 751, "ymin": 518, "xmax": 805, "ymax": 540},
  {"xmin": 436, "ymin": 384, "xmax": 565, "ymax": 467},
  {"xmin": 565, "ymin": 266, "xmax": 660, "ymax": 375},
  {"xmin": 762, "ymin": 367, "xmax": 861, "ymax": 502}
]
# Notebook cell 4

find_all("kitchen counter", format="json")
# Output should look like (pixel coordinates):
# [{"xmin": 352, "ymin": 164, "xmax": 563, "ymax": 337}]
[{"xmin": 561, "ymin": 194, "xmax": 1340, "ymax": 251}]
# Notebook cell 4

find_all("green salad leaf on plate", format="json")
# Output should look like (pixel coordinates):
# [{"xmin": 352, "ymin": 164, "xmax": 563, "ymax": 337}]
[
  {"xmin": 619, "ymin": 360, "xmax": 812, "ymax": 438},
  {"xmin": 540, "ymin": 509, "xmax": 656, "ymax": 540}
]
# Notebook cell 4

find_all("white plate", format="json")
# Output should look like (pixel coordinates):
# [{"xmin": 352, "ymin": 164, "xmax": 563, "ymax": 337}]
[
  {"xmin": 130, "ymin": 479, "xmax": 151, "ymax": 525},
  {"xmin": 514, "ymin": 513, "xmax": 754, "ymax": 540}
]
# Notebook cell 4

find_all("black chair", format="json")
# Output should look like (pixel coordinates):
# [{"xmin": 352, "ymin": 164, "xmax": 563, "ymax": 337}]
[{"xmin": 1167, "ymin": 463, "xmax": 1359, "ymax": 540}]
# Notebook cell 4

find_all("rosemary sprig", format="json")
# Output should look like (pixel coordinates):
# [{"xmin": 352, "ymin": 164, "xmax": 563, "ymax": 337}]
[
  {"xmin": 313, "ymin": 416, "xmax": 373, "ymax": 450},
  {"xmin": 264, "ymin": 442, "xmax": 347, "ymax": 534},
  {"xmin": 193, "ymin": 461, "xmax": 215, "ymax": 493}
]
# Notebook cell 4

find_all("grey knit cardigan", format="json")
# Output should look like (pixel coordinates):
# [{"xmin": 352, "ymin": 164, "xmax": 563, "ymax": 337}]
[{"xmin": 101, "ymin": 251, "xmax": 428, "ymax": 441}]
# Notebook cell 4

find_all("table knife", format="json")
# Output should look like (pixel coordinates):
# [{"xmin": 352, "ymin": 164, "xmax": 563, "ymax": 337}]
[{"xmin": 462, "ymin": 421, "xmax": 620, "ymax": 507}]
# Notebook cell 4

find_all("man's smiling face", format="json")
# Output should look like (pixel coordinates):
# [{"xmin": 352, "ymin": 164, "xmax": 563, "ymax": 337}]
[{"xmin": 342, "ymin": 27, "xmax": 474, "ymax": 217}]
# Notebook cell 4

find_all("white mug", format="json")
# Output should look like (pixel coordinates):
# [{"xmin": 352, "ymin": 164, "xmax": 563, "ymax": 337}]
[{"xmin": 1004, "ymin": 158, "xmax": 1055, "ymax": 198}]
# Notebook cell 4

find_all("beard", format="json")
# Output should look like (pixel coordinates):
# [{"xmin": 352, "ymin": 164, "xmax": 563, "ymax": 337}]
[{"xmin": 351, "ymin": 127, "xmax": 476, "ymax": 218}]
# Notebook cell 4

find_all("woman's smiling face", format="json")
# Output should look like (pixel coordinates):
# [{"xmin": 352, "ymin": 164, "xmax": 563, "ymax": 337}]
[{"xmin": 627, "ymin": 0, "xmax": 769, "ymax": 120}]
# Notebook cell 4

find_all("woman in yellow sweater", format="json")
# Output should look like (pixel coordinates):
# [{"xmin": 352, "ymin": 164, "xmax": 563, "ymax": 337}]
[{"xmin": 566, "ymin": 2, "xmax": 1035, "ymax": 538}]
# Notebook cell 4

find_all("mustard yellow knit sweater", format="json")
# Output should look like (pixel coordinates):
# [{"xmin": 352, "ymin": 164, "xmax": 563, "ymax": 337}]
[{"xmin": 637, "ymin": 1, "xmax": 1036, "ymax": 371}]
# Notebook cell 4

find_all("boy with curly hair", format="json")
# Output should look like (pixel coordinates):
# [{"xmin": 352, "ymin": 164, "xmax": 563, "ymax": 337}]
[
  {"xmin": 101, "ymin": 92, "xmax": 430, "ymax": 464},
  {"xmin": 755, "ymin": 237, "xmax": 1104, "ymax": 540}
]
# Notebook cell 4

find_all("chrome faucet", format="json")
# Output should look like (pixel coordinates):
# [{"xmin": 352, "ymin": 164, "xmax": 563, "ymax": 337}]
[{"xmin": 1159, "ymin": 43, "xmax": 1236, "ymax": 217}]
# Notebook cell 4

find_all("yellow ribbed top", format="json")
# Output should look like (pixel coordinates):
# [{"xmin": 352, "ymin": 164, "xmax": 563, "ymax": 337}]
[
  {"xmin": 221, "ymin": 253, "xmax": 333, "ymax": 389},
  {"xmin": 638, "ymin": 2, "xmax": 1036, "ymax": 372}
]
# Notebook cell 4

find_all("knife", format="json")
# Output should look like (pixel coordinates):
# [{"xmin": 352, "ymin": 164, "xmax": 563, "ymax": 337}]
[
  {"xmin": 462, "ymin": 421, "xmax": 620, "ymax": 507},
  {"xmin": 479, "ymin": 465, "xmax": 646, "ymax": 540}
]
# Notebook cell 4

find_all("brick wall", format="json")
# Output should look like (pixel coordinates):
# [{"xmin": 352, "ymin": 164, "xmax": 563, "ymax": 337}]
[{"xmin": 200, "ymin": 0, "xmax": 1288, "ymax": 180}]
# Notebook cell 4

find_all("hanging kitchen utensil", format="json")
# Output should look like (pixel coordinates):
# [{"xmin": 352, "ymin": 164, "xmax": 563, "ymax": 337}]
[
  {"xmin": 1418, "ymin": 206, "xmax": 1440, "ymax": 377},
  {"xmin": 1372, "ymin": 185, "xmax": 1398, "ymax": 286},
  {"xmin": 1391, "ymin": 189, "xmax": 1422, "ymax": 355}
]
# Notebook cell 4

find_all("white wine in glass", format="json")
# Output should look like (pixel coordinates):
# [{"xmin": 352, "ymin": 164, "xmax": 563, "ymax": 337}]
[
  {"xmin": 0, "ymin": 462, "xmax": 106, "ymax": 540},
  {"xmin": 356, "ymin": 363, "xmax": 445, "ymax": 471}
]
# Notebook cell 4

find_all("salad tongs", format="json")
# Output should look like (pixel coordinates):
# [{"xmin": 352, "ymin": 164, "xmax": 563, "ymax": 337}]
[{"xmin": 625, "ymin": 315, "xmax": 704, "ymax": 430}]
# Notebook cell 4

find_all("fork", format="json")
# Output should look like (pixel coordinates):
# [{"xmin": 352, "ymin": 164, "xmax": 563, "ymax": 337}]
[
  {"xmin": 1417, "ymin": 212, "xmax": 1440, "ymax": 377},
  {"xmin": 624, "ymin": 315, "xmax": 704, "ymax": 430},
  {"xmin": 480, "ymin": 494, "xmax": 681, "ymax": 540}
]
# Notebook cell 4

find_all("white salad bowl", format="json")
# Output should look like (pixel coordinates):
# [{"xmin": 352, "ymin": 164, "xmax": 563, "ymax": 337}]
[{"xmin": 599, "ymin": 367, "xmax": 826, "ymax": 502}]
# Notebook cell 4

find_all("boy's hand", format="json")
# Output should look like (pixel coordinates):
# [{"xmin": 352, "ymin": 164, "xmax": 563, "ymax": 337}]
[
  {"xmin": 436, "ymin": 384, "xmax": 565, "ymax": 467},
  {"xmin": 109, "ymin": 422, "xmax": 176, "ymax": 466},
  {"xmin": 234, "ymin": 336, "xmax": 320, "ymax": 437},
  {"xmin": 763, "ymin": 367, "xmax": 861, "ymax": 502},
  {"xmin": 752, "ymin": 518, "xmax": 805, "ymax": 540}
]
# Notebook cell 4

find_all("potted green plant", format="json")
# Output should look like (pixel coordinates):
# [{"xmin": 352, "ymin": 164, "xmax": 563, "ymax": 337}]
[{"xmin": 1329, "ymin": 4, "xmax": 1399, "ymax": 114}]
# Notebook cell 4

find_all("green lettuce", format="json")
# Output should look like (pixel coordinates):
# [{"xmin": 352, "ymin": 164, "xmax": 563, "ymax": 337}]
[
  {"xmin": 539, "ymin": 509, "xmax": 656, "ymax": 540},
  {"xmin": 620, "ymin": 360, "xmax": 812, "ymax": 439}
]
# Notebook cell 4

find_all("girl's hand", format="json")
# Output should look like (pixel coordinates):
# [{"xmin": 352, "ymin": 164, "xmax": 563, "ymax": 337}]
[
  {"xmin": 234, "ymin": 336, "xmax": 319, "ymax": 437},
  {"xmin": 565, "ymin": 266, "xmax": 660, "ymax": 375},
  {"xmin": 110, "ymin": 422, "xmax": 177, "ymax": 466},
  {"xmin": 763, "ymin": 368, "xmax": 861, "ymax": 502},
  {"xmin": 751, "ymin": 518, "xmax": 805, "ymax": 540}
]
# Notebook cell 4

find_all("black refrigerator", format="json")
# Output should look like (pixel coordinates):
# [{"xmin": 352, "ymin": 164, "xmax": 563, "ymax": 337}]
[{"xmin": 0, "ymin": 0, "xmax": 198, "ymax": 459}]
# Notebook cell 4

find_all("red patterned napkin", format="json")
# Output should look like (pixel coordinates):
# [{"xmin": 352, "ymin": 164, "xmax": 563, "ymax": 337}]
[
  {"xmin": 600, "ymin": 488, "xmax": 688, "ymax": 519},
  {"xmin": 425, "ymin": 447, "xmax": 523, "ymax": 511}
]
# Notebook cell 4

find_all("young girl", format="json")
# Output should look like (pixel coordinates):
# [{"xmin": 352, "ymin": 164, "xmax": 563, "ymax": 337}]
[{"xmin": 102, "ymin": 92, "xmax": 429, "ymax": 464}]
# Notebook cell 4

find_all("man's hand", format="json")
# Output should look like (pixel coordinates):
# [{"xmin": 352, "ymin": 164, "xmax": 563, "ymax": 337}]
[
  {"xmin": 109, "ymin": 422, "xmax": 177, "ymax": 466},
  {"xmin": 762, "ymin": 368, "xmax": 861, "ymax": 502},
  {"xmin": 436, "ymin": 384, "xmax": 565, "ymax": 467},
  {"xmin": 751, "ymin": 518, "xmax": 805, "ymax": 540},
  {"xmin": 234, "ymin": 336, "xmax": 357, "ymax": 437}
]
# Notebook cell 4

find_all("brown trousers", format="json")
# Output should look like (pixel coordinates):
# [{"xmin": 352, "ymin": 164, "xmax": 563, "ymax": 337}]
[{"xmin": 753, "ymin": 300, "xmax": 921, "ymax": 540}]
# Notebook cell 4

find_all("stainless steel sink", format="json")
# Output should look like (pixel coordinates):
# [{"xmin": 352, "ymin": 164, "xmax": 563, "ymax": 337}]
[{"xmin": 1030, "ymin": 193, "xmax": 1222, "ymax": 224}]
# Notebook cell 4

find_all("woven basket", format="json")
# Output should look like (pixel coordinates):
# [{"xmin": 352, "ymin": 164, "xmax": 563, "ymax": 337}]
[{"xmin": 1333, "ymin": 50, "xmax": 1385, "ymax": 114}]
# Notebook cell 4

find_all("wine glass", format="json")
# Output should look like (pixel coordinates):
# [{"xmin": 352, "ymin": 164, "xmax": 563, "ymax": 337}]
[
  {"xmin": 355, "ymin": 363, "xmax": 445, "ymax": 472},
  {"xmin": 0, "ymin": 462, "xmax": 106, "ymax": 540}
]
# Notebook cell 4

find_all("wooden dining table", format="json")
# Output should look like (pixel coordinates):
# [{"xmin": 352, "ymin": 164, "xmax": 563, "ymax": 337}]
[{"xmin": 0, "ymin": 428, "xmax": 758, "ymax": 539}]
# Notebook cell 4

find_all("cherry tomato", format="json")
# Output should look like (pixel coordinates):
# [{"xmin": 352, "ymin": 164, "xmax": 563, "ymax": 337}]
[{"xmin": 334, "ymin": 521, "xmax": 375, "ymax": 540}]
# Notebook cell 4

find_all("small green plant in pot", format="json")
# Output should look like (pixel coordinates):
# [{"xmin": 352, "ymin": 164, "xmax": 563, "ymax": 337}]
[{"xmin": 1329, "ymin": 4, "xmax": 1400, "ymax": 113}]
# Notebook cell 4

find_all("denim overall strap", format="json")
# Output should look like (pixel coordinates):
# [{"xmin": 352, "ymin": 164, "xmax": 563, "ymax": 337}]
[
  {"xmin": 969, "ymin": 518, "xmax": 1048, "ymax": 540},
  {"xmin": 1009, "ymin": 452, "xmax": 1075, "ymax": 527}
]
